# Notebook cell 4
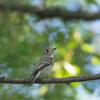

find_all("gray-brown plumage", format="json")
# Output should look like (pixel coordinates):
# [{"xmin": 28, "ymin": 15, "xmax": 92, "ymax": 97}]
[{"xmin": 29, "ymin": 48, "xmax": 56, "ymax": 86}]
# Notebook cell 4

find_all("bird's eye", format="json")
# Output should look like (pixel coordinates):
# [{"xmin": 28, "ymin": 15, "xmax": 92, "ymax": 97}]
[{"xmin": 45, "ymin": 49, "xmax": 49, "ymax": 52}]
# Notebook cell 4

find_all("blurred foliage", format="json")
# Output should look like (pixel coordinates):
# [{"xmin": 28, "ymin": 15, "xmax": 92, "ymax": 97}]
[{"xmin": 0, "ymin": 0, "xmax": 100, "ymax": 100}]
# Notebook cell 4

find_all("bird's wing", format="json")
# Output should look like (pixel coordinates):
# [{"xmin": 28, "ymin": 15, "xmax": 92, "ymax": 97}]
[
  {"xmin": 33, "ymin": 57, "xmax": 53, "ymax": 74},
  {"xmin": 29, "ymin": 57, "xmax": 53, "ymax": 86}
]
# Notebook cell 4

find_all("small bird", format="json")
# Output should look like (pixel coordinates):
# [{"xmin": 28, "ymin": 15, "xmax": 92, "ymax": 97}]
[{"xmin": 29, "ymin": 47, "xmax": 56, "ymax": 86}]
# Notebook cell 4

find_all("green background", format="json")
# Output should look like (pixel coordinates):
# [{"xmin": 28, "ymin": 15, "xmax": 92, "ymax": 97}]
[{"xmin": 0, "ymin": 0, "xmax": 100, "ymax": 100}]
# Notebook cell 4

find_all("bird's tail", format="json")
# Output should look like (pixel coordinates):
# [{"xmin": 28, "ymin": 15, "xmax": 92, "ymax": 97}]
[{"xmin": 29, "ymin": 71, "xmax": 41, "ymax": 86}]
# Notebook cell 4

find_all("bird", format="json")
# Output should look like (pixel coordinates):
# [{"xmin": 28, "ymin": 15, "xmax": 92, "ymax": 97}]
[{"xmin": 29, "ymin": 47, "xmax": 57, "ymax": 86}]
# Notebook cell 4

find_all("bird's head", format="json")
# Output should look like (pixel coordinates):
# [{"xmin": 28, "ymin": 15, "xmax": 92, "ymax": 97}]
[{"xmin": 42, "ymin": 48, "xmax": 57, "ymax": 57}]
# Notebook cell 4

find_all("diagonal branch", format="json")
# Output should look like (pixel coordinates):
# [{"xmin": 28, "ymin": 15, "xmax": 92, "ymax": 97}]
[
  {"xmin": 0, "ymin": 73, "xmax": 100, "ymax": 84},
  {"xmin": 0, "ymin": 3, "xmax": 100, "ymax": 20}
]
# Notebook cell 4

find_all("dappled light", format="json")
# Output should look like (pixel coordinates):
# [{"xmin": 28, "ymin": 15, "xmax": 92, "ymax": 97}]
[{"xmin": 0, "ymin": 0, "xmax": 100, "ymax": 100}]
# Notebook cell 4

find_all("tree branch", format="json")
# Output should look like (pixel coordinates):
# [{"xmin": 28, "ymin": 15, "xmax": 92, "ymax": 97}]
[
  {"xmin": 0, "ymin": 73, "xmax": 100, "ymax": 84},
  {"xmin": 0, "ymin": 3, "xmax": 100, "ymax": 20}
]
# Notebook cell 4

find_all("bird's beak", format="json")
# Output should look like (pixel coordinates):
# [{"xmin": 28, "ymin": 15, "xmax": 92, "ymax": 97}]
[
  {"xmin": 53, "ymin": 47, "xmax": 57, "ymax": 50},
  {"xmin": 51, "ymin": 47, "xmax": 57, "ymax": 51}
]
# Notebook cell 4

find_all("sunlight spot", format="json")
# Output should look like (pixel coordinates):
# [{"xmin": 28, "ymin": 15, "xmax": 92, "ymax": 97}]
[
  {"xmin": 53, "ymin": 62, "xmax": 63, "ymax": 77},
  {"xmin": 81, "ymin": 43, "xmax": 95, "ymax": 53},
  {"xmin": 73, "ymin": 31, "xmax": 82, "ymax": 42},
  {"xmin": 63, "ymin": 62, "xmax": 77, "ymax": 75},
  {"xmin": 91, "ymin": 57, "xmax": 99, "ymax": 65}
]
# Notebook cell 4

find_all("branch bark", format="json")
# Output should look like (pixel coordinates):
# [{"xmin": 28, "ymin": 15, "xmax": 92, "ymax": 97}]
[
  {"xmin": 0, "ymin": 73, "xmax": 100, "ymax": 84},
  {"xmin": 0, "ymin": 3, "xmax": 100, "ymax": 20}
]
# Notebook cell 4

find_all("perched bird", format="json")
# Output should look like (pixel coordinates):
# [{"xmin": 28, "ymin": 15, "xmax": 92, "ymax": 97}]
[{"xmin": 29, "ymin": 47, "xmax": 56, "ymax": 86}]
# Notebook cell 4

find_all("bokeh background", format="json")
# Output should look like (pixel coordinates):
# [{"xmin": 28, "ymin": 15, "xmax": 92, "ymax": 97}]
[{"xmin": 0, "ymin": 0, "xmax": 100, "ymax": 100}]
